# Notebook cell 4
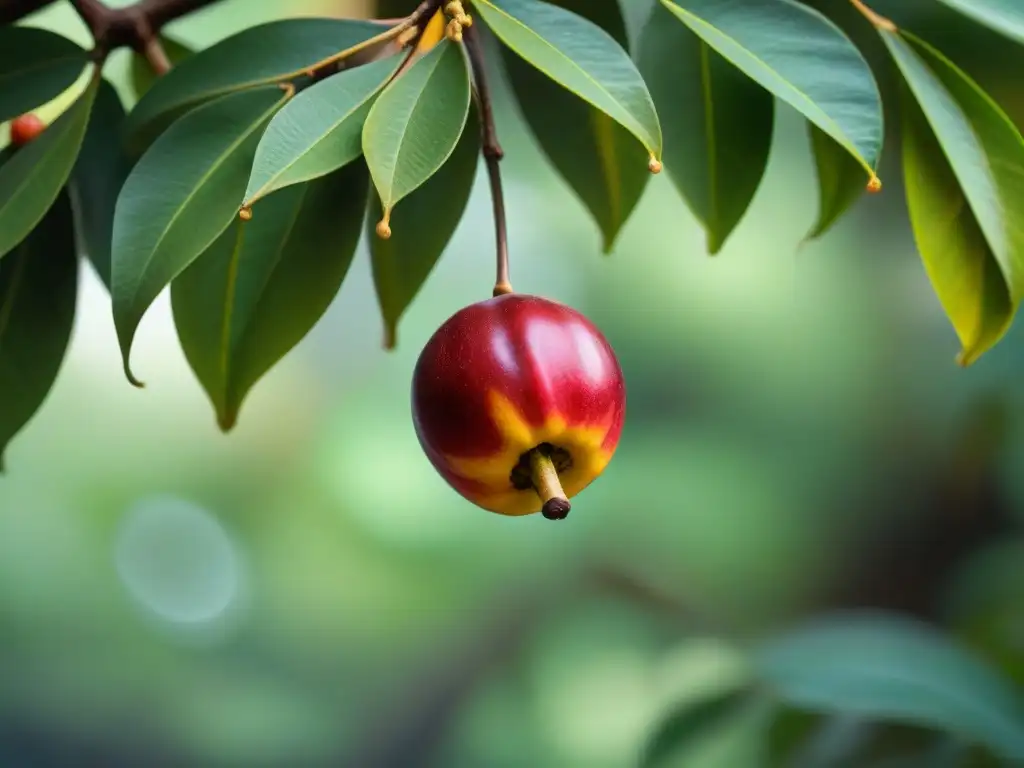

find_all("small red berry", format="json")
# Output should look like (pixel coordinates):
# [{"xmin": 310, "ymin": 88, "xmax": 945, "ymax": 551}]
[
  {"xmin": 9, "ymin": 113, "xmax": 46, "ymax": 146},
  {"xmin": 412, "ymin": 294, "xmax": 625, "ymax": 520}
]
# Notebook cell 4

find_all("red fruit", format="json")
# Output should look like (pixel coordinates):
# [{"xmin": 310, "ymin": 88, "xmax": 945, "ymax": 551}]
[
  {"xmin": 9, "ymin": 113, "xmax": 46, "ymax": 146},
  {"xmin": 412, "ymin": 294, "xmax": 625, "ymax": 520}
]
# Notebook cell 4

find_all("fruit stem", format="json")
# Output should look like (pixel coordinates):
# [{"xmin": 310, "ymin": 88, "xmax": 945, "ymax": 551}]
[
  {"xmin": 464, "ymin": 23, "xmax": 512, "ymax": 298},
  {"xmin": 529, "ymin": 450, "xmax": 570, "ymax": 520}
]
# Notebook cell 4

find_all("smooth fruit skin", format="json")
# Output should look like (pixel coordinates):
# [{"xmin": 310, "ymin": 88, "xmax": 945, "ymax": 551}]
[
  {"xmin": 9, "ymin": 114, "xmax": 46, "ymax": 146},
  {"xmin": 412, "ymin": 294, "xmax": 625, "ymax": 516}
]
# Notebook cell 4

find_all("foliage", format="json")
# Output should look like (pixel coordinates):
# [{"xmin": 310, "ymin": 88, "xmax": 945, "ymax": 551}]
[{"xmin": 1, "ymin": 0, "xmax": 1022, "ymax": 452}]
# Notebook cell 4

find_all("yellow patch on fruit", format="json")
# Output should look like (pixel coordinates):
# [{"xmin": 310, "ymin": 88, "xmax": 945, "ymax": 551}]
[{"xmin": 444, "ymin": 391, "xmax": 615, "ymax": 516}]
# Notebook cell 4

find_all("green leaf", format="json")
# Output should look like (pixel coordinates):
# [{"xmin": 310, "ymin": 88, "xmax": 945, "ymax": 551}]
[
  {"xmin": 638, "ymin": 2, "xmax": 773, "ymax": 254},
  {"xmin": 0, "ymin": 26, "xmax": 88, "ymax": 123},
  {"xmin": 502, "ymin": 0, "xmax": 648, "ymax": 253},
  {"xmin": 370, "ymin": 100, "xmax": 480, "ymax": 348},
  {"xmin": 659, "ymin": 0, "xmax": 883, "ymax": 180},
  {"xmin": 883, "ymin": 30, "xmax": 1024, "ymax": 363},
  {"xmin": 804, "ymin": 124, "xmax": 871, "ymax": 242},
  {"xmin": 124, "ymin": 18, "xmax": 386, "ymax": 151},
  {"xmin": 130, "ymin": 35, "xmax": 194, "ymax": 100},
  {"xmin": 934, "ymin": 0, "xmax": 1024, "ymax": 45},
  {"xmin": 363, "ymin": 39, "xmax": 470, "ymax": 228},
  {"xmin": 900, "ymin": 87, "xmax": 1012, "ymax": 365},
  {"xmin": 0, "ymin": 190, "xmax": 78, "ymax": 469},
  {"xmin": 243, "ymin": 53, "xmax": 403, "ymax": 209},
  {"xmin": 756, "ymin": 612, "xmax": 1024, "ymax": 761},
  {"xmin": 473, "ymin": 0, "xmax": 662, "ymax": 160},
  {"xmin": 68, "ymin": 79, "xmax": 134, "ymax": 290},
  {"xmin": 172, "ymin": 160, "xmax": 368, "ymax": 430},
  {"xmin": 112, "ymin": 86, "xmax": 287, "ymax": 386},
  {"xmin": 641, "ymin": 686, "xmax": 757, "ymax": 767},
  {"xmin": 0, "ymin": 72, "xmax": 99, "ymax": 260}
]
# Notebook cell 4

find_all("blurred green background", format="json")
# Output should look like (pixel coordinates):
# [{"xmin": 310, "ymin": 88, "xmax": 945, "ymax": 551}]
[{"xmin": 3, "ymin": 1, "xmax": 1024, "ymax": 765}]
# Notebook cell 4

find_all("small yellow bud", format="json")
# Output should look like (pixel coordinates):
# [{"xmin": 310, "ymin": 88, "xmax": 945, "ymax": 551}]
[
  {"xmin": 239, "ymin": 206, "xmax": 253, "ymax": 221},
  {"xmin": 866, "ymin": 175, "xmax": 882, "ymax": 193},
  {"xmin": 648, "ymin": 156, "xmax": 663, "ymax": 174},
  {"xmin": 376, "ymin": 217, "xmax": 392, "ymax": 239}
]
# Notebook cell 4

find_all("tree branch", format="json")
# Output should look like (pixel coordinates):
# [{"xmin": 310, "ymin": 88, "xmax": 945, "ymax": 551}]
[
  {"xmin": 0, "ymin": 0, "xmax": 54, "ymax": 24},
  {"xmin": 463, "ymin": 23, "xmax": 511, "ymax": 297}
]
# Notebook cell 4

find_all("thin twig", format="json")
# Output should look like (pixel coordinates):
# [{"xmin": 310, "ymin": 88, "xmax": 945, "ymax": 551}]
[
  {"xmin": 464, "ymin": 23, "xmax": 511, "ymax": 297},
  {"xmin": 849, "ymin": 0, "xmax": 897, "ymax": 31}
]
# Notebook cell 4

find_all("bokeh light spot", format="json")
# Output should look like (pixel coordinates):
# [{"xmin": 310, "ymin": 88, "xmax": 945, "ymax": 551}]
[{"xmin": 114, "ymin": 495, "xmax": 244, "ymax": 628}]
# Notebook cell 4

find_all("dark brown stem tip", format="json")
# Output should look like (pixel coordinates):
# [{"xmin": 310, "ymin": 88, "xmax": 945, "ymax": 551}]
[{"xmin": 542, "ymin": 498, "xmax": 570, "ymax": 520}]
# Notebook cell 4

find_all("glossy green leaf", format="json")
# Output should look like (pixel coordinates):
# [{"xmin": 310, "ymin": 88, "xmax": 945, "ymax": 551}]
[
  {"xmin": 0, "ymin": 26, "xmax": 88, "ymax": 123},
  {"xmin": 884, "ymin": 32, "xmax": 1024, "ymax": 301},
  {"xmin": 934, "ymin": 0, "xmax": 1024, "ymax": 45},
  {"xmin": 68, "ymin": 79, "xmax": 134, "ymax": 289},
  {"xmin": 0, "ymin": 190, "xmax": 78, "ymax": 469},
  {"xmin": 804, "ymin": 124, "xmax": 871, "ymax": 241},
  {"xmin": 502, "ymin": 0, "xmax": 648, "ymax": 253},
  {"xmin": 659, "ymin": 0, "xmax": 883, "ymax": 180},
  {"xmin": 130, "ymin": 35, "xmax": 194, "ymax": 100},
  {"xmin": 112, "ymin": 86, "xmax": 288, "ymax": 385},
  {"xmin": 474, "ymin": 0, "xmax": 662, "ymax": 160},
  {"xmin": 370, "ymin": 100, "xmax": 480, "ymax": 348},
  {"xmin": 756, "ymin": 613, "xmax": 1024, "ymax": 761},
  {"xmin": 638, "ymin": 2, "xmax": 773, "ymax": 254},
  {"xmin": 124, "ymin": 18, "xmax": 385, "ymax": 151},
  {"xmin": 641, "ymin": 686, "xmax": 756, "ymax": 767},
  {"xmin": 363, "ymin": 40, "xmax": 470, "ymax": 225},
  {"xmin": 902, "ymin": 97, "xmax": 1012, "ymax": 366},
  {"xmin": 883, "ymin": 31, "xmax": 1024, "ymax": 363},
  {"xmin": 243, "ymin": 54, "xmax": 402, "ymax": 209},
  {"xmin": 0, "ymin": 72, "xmax": 99, "ymax": 260},
  {"xmin": 172, "ymin": 161, "xmax": 368, "ymax": 430}
]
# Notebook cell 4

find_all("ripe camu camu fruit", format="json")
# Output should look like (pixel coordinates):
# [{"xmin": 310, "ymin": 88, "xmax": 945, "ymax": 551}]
[
  {"xmin": 9, "ymin": 113, "xmax": 46, "ymax": 146},
  {"xmin": 412, "ymin": 294, "xmax": 625, "ymax": 520}
]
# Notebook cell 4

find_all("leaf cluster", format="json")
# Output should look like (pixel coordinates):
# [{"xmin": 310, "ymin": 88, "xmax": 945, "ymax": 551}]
[{"xmin": 1, "ymin": 0, "xmax": 1023, "ymax": 459}]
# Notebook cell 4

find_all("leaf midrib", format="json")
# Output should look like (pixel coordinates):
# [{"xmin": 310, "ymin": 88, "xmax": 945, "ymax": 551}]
[
  {"xmin": 479, "ymin": 0, "xmax": 655, "ymax": 150},
  {"xmin": 662, "ymin": 0, "xmax": 875, "ymax": 173},
  {"xmin": 126, "ymin": 92, "xmax": 286, "ymax": 310}
]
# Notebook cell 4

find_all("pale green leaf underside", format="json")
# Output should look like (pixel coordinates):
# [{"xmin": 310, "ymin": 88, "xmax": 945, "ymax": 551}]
[
  {"xmin": 124, "ymin": 18, "xmax": 385, "ymax": 149},
  {"xmin": 660, "ymin": 0, "xmax": 883, "ymax": 177},
  {"xmin": 0, "ymin": 26, "xmax": 88, "ymax": 123},
  {"xmin": 244, "ymin": 54, "xmax": 403, "ymax": 208},
  {"xmin": 902, "ymin": 86, "xmax": 1013, "ymax": 365},
  {"xmin": 501, "ymin": 0, "xmax": 647, "ymax": 253},
  {"xmin": 882, "ymin": 31, "xmax": 1024, "ymax": 304},
  {"xmin": 173, "ymin": 162, "xmax": 369, "ymax": 429},
  {"xmin": 112, "ymin": 86, "xmax": 288, "ymax": 383},
  {"xmin": 363, "ymin": 40, "xmax": 471, "ymax": 212},
  {"xmin": 474, "ymin": 0, "xmax": 662, "ymax": 158},
  {"xmin": 0, "ymin": 74, "xmax": 99, "ymax": 260},
  {"xmin": 934, "ymin": 0, "xmax": 1024, "ymax": 45}
]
